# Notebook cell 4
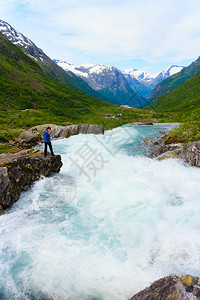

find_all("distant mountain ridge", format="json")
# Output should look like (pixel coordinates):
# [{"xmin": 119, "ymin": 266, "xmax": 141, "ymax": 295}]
[
  {"xmin": 0, "ymin": 19, "xmax": 185, "ymax": 108},
  {"xmin": 56, "ymin": 60, "xmax": 183, "ymax": 103},
  {"xmin": 0, "ymin": 19, "xmax": 106, "ymax": 101},
  {"xmin": 55, "ymin": 60, "xmax": 147, "ymax": 107},
  {"xmin": 147, "ymin": 57, "xmax": 200, "ymax": 106}
]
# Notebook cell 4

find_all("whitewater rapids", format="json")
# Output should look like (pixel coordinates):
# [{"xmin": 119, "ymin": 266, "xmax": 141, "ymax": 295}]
[{"xmin": 0, "ymin": 124, "xmax": 200, "ymax": 300}]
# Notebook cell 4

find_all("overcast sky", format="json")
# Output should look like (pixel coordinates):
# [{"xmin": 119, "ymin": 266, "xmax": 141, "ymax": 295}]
[{"xmin": 1, "ymin": 0, "xmax": 200, "ymax": 73}]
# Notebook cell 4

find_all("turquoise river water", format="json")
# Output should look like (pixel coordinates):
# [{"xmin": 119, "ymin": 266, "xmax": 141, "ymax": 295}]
[{"xmin": 0, "ymin": 124, "xmax": 200, "ymax": 299}]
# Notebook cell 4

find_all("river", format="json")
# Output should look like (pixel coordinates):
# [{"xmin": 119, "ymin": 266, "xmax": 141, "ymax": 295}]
[{"xmin": 0, "ymin": 124, "xmax": 200, "ymax": 299}]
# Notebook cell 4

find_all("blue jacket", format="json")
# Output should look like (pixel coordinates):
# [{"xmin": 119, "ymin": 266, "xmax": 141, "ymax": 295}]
[{"xmin": 44, "ymin": 130, "xmax": 51, "ymax": 142}]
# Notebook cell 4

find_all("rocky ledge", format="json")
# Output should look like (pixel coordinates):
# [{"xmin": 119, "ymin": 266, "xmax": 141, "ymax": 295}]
[
  {"xmin": 0, "ymin": 149, "xmax": 62, "ymax": 215},
  {"xmin": 130, "ymin": 275, "xmax": 200, "ymax": 300},
  {"xmin": 149, "ymin": 136, "xmax": 200, "ymax": 167},
  {"xmin": 13, "ymin": 123, "xmax": 104, "ymax": 148}
]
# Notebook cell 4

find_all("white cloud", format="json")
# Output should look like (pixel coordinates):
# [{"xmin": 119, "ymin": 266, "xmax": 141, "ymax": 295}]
[{"xmin": 1, "ymin": 0, "xmax": 200, "ymax": 67}]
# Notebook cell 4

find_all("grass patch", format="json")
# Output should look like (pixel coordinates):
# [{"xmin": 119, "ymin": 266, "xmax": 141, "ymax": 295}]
[
  {"xmin": 166, "ymin": 121, "xmax": 200, "ymax": 143},
  {"xmin": 0, "ymin": 129, "xmax": 23, "ymax": 142}
]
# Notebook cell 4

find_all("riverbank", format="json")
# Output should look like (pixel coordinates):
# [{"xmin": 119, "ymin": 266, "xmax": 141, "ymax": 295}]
[
  {"xmin": 148, "ymin": 132, "xmax": 200, "ymax": 168},
  {"xmin": 0, "ymin": 150, "xmax": 62, "ymax": 215},
  {"xmin": 1, "ymin": 121, "xmax": 200, "ymax": 217},
  {"xmin": 0, "ymin": 123, "xmax": 105, "ymax": 215},
  {"xmin": 0, "ymin": 123, "xmax": 200, "ymax": 298}
]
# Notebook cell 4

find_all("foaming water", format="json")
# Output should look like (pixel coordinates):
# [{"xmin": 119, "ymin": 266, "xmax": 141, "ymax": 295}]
[{"xmin": 1, "ymin": 124, "xmax": 200, "ymax": 299}]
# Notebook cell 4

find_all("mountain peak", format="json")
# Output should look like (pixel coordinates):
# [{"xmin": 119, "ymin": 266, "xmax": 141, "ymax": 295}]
[
  {"xmin": 123, "ymin": 64, "xmax": 183, "ymax": 90},
  {"xmin": 195, "ymin": 56, "xmax": 200, "ymax": 63},
  {"xmin": 162, "ymin": 65, "xmax": 184, "ymax": 76},
  {"xmin": 55, "ymin": 59, "xmax": 146, "ymax": 107},
  {"xmin": 0, "ymin": 20, "xmax": 33, "ymax": 48},
  {"xmin": 0, "ymin": 19, "xmax": 44, "ymax": 62}
]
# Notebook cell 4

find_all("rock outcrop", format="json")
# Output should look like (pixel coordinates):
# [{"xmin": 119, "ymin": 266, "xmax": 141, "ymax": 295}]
[
  {"xmin": 183, "ymin": 141, "xmax": 200, "ymax": 167},
  {"xmin": 130, "ymin": 275, "xmax": 200, "ymax": 300},
  {"xmin": 0, "ymin": 150, "xmax": 62, "ymax": 215},
  {"xmin": 149, "ymin": 136, "xmax": 200, "ymax": 168},
  {"xmin": 15, "ymin": 124, "xmax": 104, "ymax": 147}
]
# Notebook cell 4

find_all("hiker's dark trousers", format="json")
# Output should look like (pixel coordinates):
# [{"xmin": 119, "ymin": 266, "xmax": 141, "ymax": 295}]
[{"xmin": 44, "ymin": 142, "xmax": 54, "ymax": 157}]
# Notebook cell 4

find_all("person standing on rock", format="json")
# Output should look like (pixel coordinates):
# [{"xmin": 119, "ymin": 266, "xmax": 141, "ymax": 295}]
[{"xmin": 44, "ymin": 127, "xmax": 55, "ymax": 157}]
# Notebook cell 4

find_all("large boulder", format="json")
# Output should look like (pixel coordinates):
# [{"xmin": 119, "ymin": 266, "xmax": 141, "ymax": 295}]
[
  {"xmin": 80, "ymin": 124, "xmax": 104, "ymax": 134},
  {"xmin": 59, "ymin": 125, "xmax": 80, "ymax": 138},
  {"xmin": 130, "ymin": 275, "xmax": 200, "ymax": 300},
  {"xmin": 0, "ymin": 150, "xmax": 62, "ymax": 213},
  {"xmin": 17, "ymin": 124, "xmax": 57, "ymax": 147}
]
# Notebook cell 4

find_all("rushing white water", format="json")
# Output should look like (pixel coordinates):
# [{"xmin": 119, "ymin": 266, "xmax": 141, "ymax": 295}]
[{"xmin": 1, "ymin": 124, "xmax": 200, "ymax": 300}]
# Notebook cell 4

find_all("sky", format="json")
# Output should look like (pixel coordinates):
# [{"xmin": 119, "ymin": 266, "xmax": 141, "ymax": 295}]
[{"xmin": 1, "ymin": 0, "xmax": 200, "ymax": 74}]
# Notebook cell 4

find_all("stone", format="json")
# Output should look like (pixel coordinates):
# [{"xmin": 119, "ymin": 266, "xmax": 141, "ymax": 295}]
[
  {"xmin": 17, "ymin": 131, "xmax": 41, "ymax": 145},
  {"xmin": 59, "ymin": 124, "xmax": 80, "ymax": 138},
  {"xmin": 140, "ymin": 122, "xmax": 153, "ymax": 126},
  {"xmin": 17, "ymin": 124, "xmax": 57, "ymax": 147},
  {"xmin": 156, "ymin": 148, "xmax": 183, "ymax": 161},
  {"xmin": 130, "ymin": 275, "xmax": 200, "ymax": 300},
  {"xmin": 144, "ymin": 138, "xmax": 153, "ymax": 144},
  {"xmin": 0, "ymin": 205, "xmax": 4, "ymax": 216},
  {"xmin": 0, "ymin": 151, "xmax": 62, "ymax": 212},
  {"xmin": 150, "ymin": 138, "xmax": 200, "ymax": 168},
  {"xmin": 51, "ymin": 126, "xmax": 65, "ymax": 138},
  {"xmin": 83, "ymin": 124, "xmax": 104, "ymax": 134},
  {"xmin": 183, "ymin": 141, "xmax": 200, "ymax": 167},
  {"xmin": 17, "ymin": 123, "xmax": 104, "ymax": 147}
]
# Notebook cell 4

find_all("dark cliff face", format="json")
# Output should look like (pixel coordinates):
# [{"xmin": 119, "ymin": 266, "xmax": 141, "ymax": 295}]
[{"xmin": 0, "ymin": 154, "xmax": 62, "ymax": 214}]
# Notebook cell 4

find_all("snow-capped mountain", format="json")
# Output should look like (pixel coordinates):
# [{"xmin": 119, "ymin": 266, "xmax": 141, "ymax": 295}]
[
  {"xmin": 121, "ymin": 69, "xmax": 154, "ymax": 97},
  {"xmin": 0, "ymin": 20, "xmax": 108, "ymax": 100},
  {"xmin": 0, "ymin": 19, "xmax": 45, "ymax": 62},
  {"xmin": 152, "ymin": 65, "xmax": 183, "ymax": 87},
  {"xmin": 55, "ymin": 61, "xmax": 120, "ymax": 91},
  {"xmin": 56, "ymin": 61, "xmax": 183, "ymax": 101},
  {"xmin": 0, "ymin": 19, "xmax": 183, "ymax": 107},
  {"xmin": 55, "ymin": 60, "xmax": 146, "ymax": 107},
  {"xmin": 123, "ymin": 65, "xmax": 183, "ymax": 90}
]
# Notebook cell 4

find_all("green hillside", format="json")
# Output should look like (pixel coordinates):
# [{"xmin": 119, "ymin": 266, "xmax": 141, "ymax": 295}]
[
  {"xmin": 0, "ymin": 32, "xmax": 157, "ymax": 144},
  {"xmin": 0, "ymin": 33, "xmax": 113, "ymax": 123},
  {"xmin": 152, "ymin": 71, "xmax": 200, "ymax": 112},
  {"xmin": 35, "ymin": 56, "xmax": 107, "ymax": 101},
  {"xmin": 147, "ymin": 57, "xmax": 200, "ymax": 106},
  {"xmin": 0, "ymin": 19, "xmax": 108, "ymax": 101}
]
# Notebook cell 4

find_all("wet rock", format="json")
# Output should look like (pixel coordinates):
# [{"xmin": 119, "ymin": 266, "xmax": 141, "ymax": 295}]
[
  {"xmin": 0, "ymin": 205, "xmax": 4, "ymax": 216},
  {"xmin": 156, "ymin": 148, "xmax": 183, "ymax": 161},
  {"xmin": 144, "ymin": 138, "xmax": 153, "ymax": 144},
  {"xmin": 183, "ymin": 141, "xmax": 200, "ymax": 167},
  {"xmin": 0, "ymin": 150, "xmax": 62, "ymax": 214},
  {"xmin": 139, "ymin": 122, "xmax": 153, "ymax": 126},
  {"xmin": 149, "ymin": 133, "xmax": 184, "ymax": 159},
  {"xmin": 130, "ymin": 275, "xmax": 200, "ymax": 300},
  {"xmin": 150, "ymin": 138, "xmax": 200, "ymax": 168}
]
